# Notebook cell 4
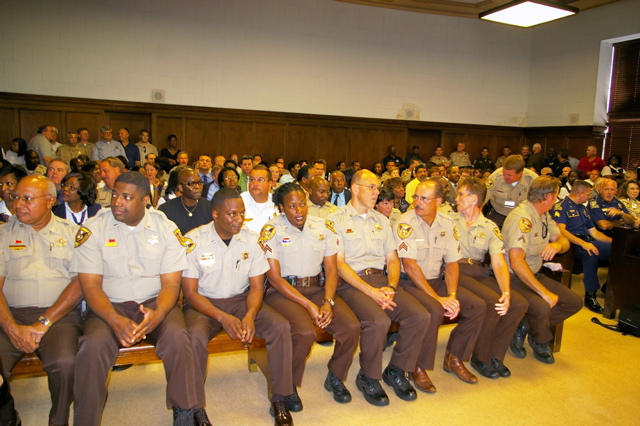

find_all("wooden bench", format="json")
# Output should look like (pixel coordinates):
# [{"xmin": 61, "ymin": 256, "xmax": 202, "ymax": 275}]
[{"xmin": 11, "ymin": 331, "xmax": 267, "ymax": 378}]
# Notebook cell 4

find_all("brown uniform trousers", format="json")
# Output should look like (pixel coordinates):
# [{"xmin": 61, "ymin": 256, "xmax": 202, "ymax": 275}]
[
  {"xmin": 401, "ymin": 275, "xmax": 484, "ymax": 366},
  {"xmin": 458, "ymin": 263, "xmax": 528, "ymax": 363},
  {"xmin": 184, "ymin": 292, "xmax": 293, "ymax": 399},
  {"xmin": 0, "ymin": 306, "xmax": 81, "ymax": 425},
  {"xmin": 264, "ymin": 285, "xmax": 360, "ymax": 384},
  {"xmin": 74, "ymin": 300, "xmax": 198, "ymax": 426},
  {"xmin": 337, "ymin": 274, "xmax": 429, "ymax": 379},
  {"xmin": 510, "ymin": 273, "xmax": 582, "ymax": 343}
]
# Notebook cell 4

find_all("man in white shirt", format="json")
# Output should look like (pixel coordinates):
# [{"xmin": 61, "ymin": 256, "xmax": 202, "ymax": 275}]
[{"xmin": 241, "ymin": 165, "xmax": 278, "ymax": 233}]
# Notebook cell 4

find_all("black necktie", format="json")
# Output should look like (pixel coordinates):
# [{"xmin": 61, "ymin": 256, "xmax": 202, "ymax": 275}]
[{"xmin": 202, "ymin": 175, "xmax": 209, "ymax": 184}]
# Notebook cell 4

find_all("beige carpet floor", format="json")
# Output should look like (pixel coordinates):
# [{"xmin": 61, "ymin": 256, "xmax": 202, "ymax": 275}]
[{"xmin": 10, "ymin": 269, "xmax": 640, "ymax": 425}]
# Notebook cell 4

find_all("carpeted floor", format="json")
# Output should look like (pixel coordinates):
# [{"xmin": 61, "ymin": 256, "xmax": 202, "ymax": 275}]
[{"xmin": 10, "ymin": 268, "xmax": 640, "ymax": 425}]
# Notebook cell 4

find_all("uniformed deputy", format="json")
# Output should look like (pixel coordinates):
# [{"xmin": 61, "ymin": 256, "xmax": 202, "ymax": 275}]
[
  {"xmin": 241, "ymin": 165, "xmax": 279, "ymax": 233},
  {"xmin": 182, "ymin": 188, "xmax": 294, "ymax": 426},
  {"xmin": 552, "ymin": 180, "xmax": 611, "ymax": 313},
  {"xmin": 472, "ymin": 147, "xmax": 495, "ymax": 172},
  {"xmin": 449, "ymin": 178, "xmax": 528, "ymax": 379},
  {"xmin": 502, "ymin": 176, "xmax": 582, "ymax": 364},
  {"xmin": 485, "ymin": 155, "xmax": 538, "ymax": 228},
  {"xmin": 428, "ymin": 146, "xmax": 450, "ymax": 167},
  {"xmin": 449, "ymin": 143, "xmax": 472, "ymax": 168},
  {"xmin": 328, "ymin": 170, "xmax": 429, "ymax": 407},
  {"xmin": 396, "ymin": 180, "xmax": 485, "ymax": 386},
  {"xmin": 71, "ymin": 172, "xmax": 203, "ymax": 426},
  {"xmin": 307, "ymin": 176, "xmax": 338, "ymax": 219},
  {"xmin": 587, "ymin": 178, "xmax": 639, "ymax": 237},
  {"xmin": 0, "ymin": 175, "xmax": 82, "ymax": 426},
  {"xmin": 261, "ymin": 183, "xmax": 360, "ymax": 408}
]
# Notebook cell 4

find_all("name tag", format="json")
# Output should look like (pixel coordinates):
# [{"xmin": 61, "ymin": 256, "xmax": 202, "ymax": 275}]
[{"xmin": 505, "ymin": 201, "xmax": 516, "ymax": 208}]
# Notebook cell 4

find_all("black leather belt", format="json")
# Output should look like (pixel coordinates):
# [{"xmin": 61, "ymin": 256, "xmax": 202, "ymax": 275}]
[
  {"xmin": 575, "ymin": 234, "xmax": 594, "ymax": 242},
  {"xmin": 283, "ymin": 275, "xmax": 320, "ymax": 287},
  {"xmin": 458, "ymin": 258, "xmax": 481, "ymax": 265}
]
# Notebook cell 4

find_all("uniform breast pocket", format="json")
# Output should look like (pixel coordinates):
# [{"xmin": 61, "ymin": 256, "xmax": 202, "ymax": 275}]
[
  {"xmin": 6, "ymin": 247, "xmax": 33, "ymax": 277},
  {"xmin": 103, "ymin": 249, "xmax": 130, "ymax": 278},
  {"xmin": 343, "ymin": 232, "xmax": 364, "ymax": 254},
  {"xmin": 46, "ymin": 247, "xmax": 73, "ymax": 274},
  {"xmin": 426, "ymin": 247, "xmax": 446, "ymax": 279},
  {"xmin": 233, "ymin": 257, "xmax": 251, "ymax": 275},
  {"xmin": 140, "ymin": 246, "xmax": 164, "ymax": 276}
]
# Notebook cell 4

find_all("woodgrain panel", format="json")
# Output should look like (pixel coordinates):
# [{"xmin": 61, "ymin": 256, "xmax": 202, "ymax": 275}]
[
  {"xmin": 65, "ymin": 111, "xmax": 101, "ymax": 142},
  {"xmin": 221, "ymin": 121, "xmax": 254, "ymax": 159},
  {"xmin": 318, "ymin": 127, "xmax": 349, "ymax": 172},
  {"xmin": 255, "ymin": 123, "xmax": 286, "ymax": 165},
  {"xmin": 0, "ymin": 108, "xmax": 15, "ymax": 152},
  {"xmin": 287, "ymin": 125, "xmax": 318, "ymax": 164},
  {"xmin": 19, "ymin": 109, "xmax": 64, "ymax": 142},
  {"xmin": 105, "ymin": 112, "xmax": 151, "ymax": 146},
  {"xmin": 185, "ymin": 118, "xmax": 218, "ymax": 164},
  {"xmin": 407, "ymin": 130, "xmax": 441, "ymax": 161},
  {"xmin": 380, "ymin": 129, "xmax": 407, "ymax": 165},
  {"xmin": 155, "ymin": 116, "xmax": 184, "ymax": 151},
  {"xmin": 441, "ymin": 132, "xmax": 467, "ymax": 157},
  {"xmin": 350, "ymin": 128, "xmax": 380, "ymax": 171},
  {"xmin": 466, "ymin": 134, "xmax": 495, "ymax": 163}
]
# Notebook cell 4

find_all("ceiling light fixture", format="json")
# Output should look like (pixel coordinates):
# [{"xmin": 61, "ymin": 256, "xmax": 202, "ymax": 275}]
[{"xmin": 479, "ymin": 0, "xmax": 578, "ymax": 28}]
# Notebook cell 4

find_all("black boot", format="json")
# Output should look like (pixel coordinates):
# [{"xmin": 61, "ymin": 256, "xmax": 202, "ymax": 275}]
[
  {"xmin": 0, "ymin": 378, "xmax": 20, "ymax": 426},
  {"xmin": 585, "ymin": 292, "xmax": 603, "ymax": 313}
]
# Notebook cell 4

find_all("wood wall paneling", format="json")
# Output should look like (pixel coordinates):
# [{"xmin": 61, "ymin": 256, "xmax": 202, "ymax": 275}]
[
  {"xmin": 350, "ymin": 128, "xmax": 380, "ymax": 170},
  {"xmin": 155, "ymin": 116, "xmax": 184, "ymax": 153},
  {"xmin": 0, "ymin": 108, "xmax": 15, "ymax": 151},
  {"xmin": 380, "ymin": 129, "xmax": 408, "ymax": 165},
  {"xmin": 317, "ymin": 127, "xmax": 349, "ymax": 172},
  {"xmin": 221, "ymin": 121, "xmax": 254, "ymax": 161},
  {"xmin": 185, "ymin": 118, "xmax": 219, "ymax": 164},
  {"xmin": 65, "ymin": 112, "xmax": 101, "ymax": 143},
  {"xmin": 287, "ymin": 125, "xmax": 318, "ymax": 165},
  {"xmin": 104, "ymin": 112, "xmax": 151, "ymax": 148},
  {"xmin": 407, "ymin": 130, "xmax": 441, "ymax": 160},
  {"xmin": 255, "ymin": 123, "xmax": 286, "ymax": 165},
  {"xmin": 19, "ymin": 109, "xmax": 63, "ymax": 142},
  {"xmin": 441, "ymin": 132, "xmax": 467, "ymax": 157}
]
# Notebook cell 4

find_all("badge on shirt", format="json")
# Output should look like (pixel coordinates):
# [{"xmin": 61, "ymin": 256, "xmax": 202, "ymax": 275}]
[
  {"xmin": 200, "ymin": 253, "xmax": 215, "ymax": 268},
  {"xmin": 374, "ymin": 224, "xmax": 382, "ymax": 231},
  {"xmin": 281, "ymin": 237, "xmax": 292, "ymax": 247},
  {"xmin": 397, "ymin": 223, "xmax": 413, "ymax": 239},
  {"xmin": 106, "ymin": 239, "xmax": 118, "ymax": 247},
  {"xmin": 318, "ymin": 233, "xmax": 325, "ymax": 241},
  {"xmin": 75, "ymin": 226, "xmax": 91, "ymax": 247},
  {"xmin": 440, "ymin": 231, "xmax": 446, "ymax": 237},
  {"xmin": 486, "ymin": 178, "xmax": 494, "ymax": 189},
  {"xmin": 242, "ymin": 252, "xmax": 249, "ymax": 260},
  {"xmin": 476, "ymin": 232, "xmax": 485, "ymax": 240},
  {"xmin": 56, "ymin": 237, "xmax": 67, "ymax": 248},
  {"xmin": 325, "ymin": 220, "xmax": 337, "ymax": 234},
  {"xmin": 519, "ymin": 218, "xmax": 532, "ymax": 233},
  {"xmin": 9, "ymin": 240, "xmax": 25, "ymax": 250},
  {"xmin": 148, "ymin": 235, "xmax": 159, "ymax": 245}
]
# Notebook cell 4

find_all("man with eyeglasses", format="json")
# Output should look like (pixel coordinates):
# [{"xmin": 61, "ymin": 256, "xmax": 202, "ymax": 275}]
[
  {"xmin": 159, "ymin": 168, "xmax": 213, "ymax": 234},
  {"xmin": 396, "ymin": 180, "xmax": 484, "ymax": 388},
  {"xmin": 241, "ymin": 166, "xmax": 278, "ymax": 234},
  {"xmin": 502, "ymin": 176, "xmax": 582, "ymax": 364},
  {"xmin": 327, "ymin": 170, "xmax": 429, "ymax": 407},
  {"xmin": 0, "ymin": 175, "xmax": 83, "ymax": 426}
]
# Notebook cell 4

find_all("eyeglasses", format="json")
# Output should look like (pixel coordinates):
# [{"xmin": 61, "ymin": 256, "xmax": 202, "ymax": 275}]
[
  {"xmin": 61, "ymin": 182, "xmax": 78, "ymax": 191},
  {"xmin": 412, "ymin": 195, "xmax": 439, "ymax": 203},
  {"xmin": 8, "ymin": 194, "xmax": 51, "ymax": 203},
  {"xmin": 0, "ymin": 182, "xmax": 16, "ymax": 188},
  {"xmin": 356, "ymin": 184, "xmax": 381, "ymax": 192},
  {"xmin": 249, "ymin": 177, "xmax": 267, "ymax": 183},
  {"xmin": 224, "ymin": 175, "xmax": 238, "ymax": 181},
  {"xmin": 181, "ymin": 181, "xmax": 203, "ymax": 187}
]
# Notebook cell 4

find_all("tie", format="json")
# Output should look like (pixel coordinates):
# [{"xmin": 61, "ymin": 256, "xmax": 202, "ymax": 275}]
[
  {"xmin": 202, "ymin": 175, "xmax": 209, "ymax": 184},
  {"xmin": 333, "ymin": 194, "xmax": 340, "ymax": 206}
]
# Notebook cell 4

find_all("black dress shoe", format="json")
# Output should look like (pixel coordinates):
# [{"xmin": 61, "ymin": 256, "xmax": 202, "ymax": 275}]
[
  {"xmin": 270, "ymin": 401, "xmax": 293, "ymax": 426},
  {"xmin": 355, "ymin": 372, "xmax": 389, "ymax": 406},
  {"xmin": 491, "ymin": 358, "xmax": 511, "ymax": 378},
  {"xmin": 527, "ymin": 335, "xmax": 555, "ymax": 364},
  {"xmin": 382, "ymin": 365, "xmax": 417, "ymax": 401},
  {"xmin": 470, "ymin": 356, "xmax": 498, "ymax": 379},
  {"xmin": 112, "ymin": 364, "xmax": 133, "ymax": 372},
  {"xmin": 0, "ymin": 379, "xmax": 20, "ymax": 426},
  {"xmin": 585, "ymin": 292, "xmax": 604, "ymax": 314},
  {"xmin": 324, "ymin": 371, "xmax": 352, "ymax": 403},
  {"xmin": 601, "ymin": 282, "xmax": 607, "ymax": 294},
  {"xmin": 284, "ymin": 387, "xmax": 302, "ymax": 412},
  {"xmin": 510, "ymin": 323, "xmax": 528, "ymax": 359},
  {"xmin": 194, "ymin": 408, "xmax": 212, "ymax": 426}
]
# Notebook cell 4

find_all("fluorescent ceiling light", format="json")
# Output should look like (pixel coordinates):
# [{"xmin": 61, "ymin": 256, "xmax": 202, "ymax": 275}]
[{"xmin": 479, "ymin": 0, "xmax": 578, "ymax": 28}]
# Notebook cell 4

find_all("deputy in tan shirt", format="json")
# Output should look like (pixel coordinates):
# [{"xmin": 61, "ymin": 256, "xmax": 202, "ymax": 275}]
[{"xmin": 307, "ymin": 176, "xmax": 338, "ymax": 219}]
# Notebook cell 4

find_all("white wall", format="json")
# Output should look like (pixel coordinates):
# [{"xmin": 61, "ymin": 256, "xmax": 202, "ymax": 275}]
[
  {"xmin": 527, "ymin": 0, "xmax": 640, "ymax": 127},
  {"xmin": 0, "ymin": 0, "xmax": 636, "ymax": 127}
]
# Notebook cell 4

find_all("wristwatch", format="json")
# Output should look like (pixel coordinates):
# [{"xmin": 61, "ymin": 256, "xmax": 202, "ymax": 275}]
[
  {"xmin": 322, "ymin": 298, "xmax": 335, "ymax": 307},
  {"xmin": 38, "ymin": 316, "xmax": 52, "ymax": 328}
]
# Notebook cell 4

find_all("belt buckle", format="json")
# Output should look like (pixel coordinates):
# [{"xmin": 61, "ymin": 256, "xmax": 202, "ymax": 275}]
[
  {"xmin": 363, "ymin": 268, "xmax": 372, "ymax": 275},
  {"xmin": 467, "ymin": 258, "xmax": 474, "ymax": 265},
  {"xmin": 300, "ymin": 277, "xmax": 311, "ymax": 287}
]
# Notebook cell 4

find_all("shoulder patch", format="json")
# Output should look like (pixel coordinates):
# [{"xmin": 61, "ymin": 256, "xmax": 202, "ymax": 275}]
[
  {"xmin": 553, "ymin": 203, "xmax": 563, "ymax": 211},
  {"xmin": 259, "ymin": 225, "xmax": 276, "ymax": 243},
  {"xmin": 75, "ymin": 226, "xmax": 92, "ymax": 247},
  {"xmin": 453, "ymin": 225, "xmax": 459, "ymax": 241},
  {"xmin": 174, "ymin": 229, "xmax": 195, "ymax": 253},
  {"xmin": 397, "ymin": 223, "xmax": 413, "ymax": 239},
  {"xmin": 325, "ymin": 220, "xmax": 337, "ymax": 234},
  {"xmin": 486, "ymin": 178, "xmax": 494, "ymax": 189},
  {"xmin": 589, "ymin": 200, "xmax": 598, "ymax": 209},
  {"xmin": 519, "ymin": 218, "xmax": 532, "ymax": 233},
  {"xmin": 494, "ymin": 227, "xmax": 503, "ymax": 241}
]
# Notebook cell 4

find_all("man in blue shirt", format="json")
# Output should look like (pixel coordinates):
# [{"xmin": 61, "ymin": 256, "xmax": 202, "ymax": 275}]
[
  {"xmin": 553, "ymin": 180, "xmax": 611, "ymax": 313},
  {"xmin": 118, "ymin": 128, "xmax": 140, "ymax": 170},
  {"xmin": 587, "ymin": 178, "xmax": 638, "ymax": 237}
]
